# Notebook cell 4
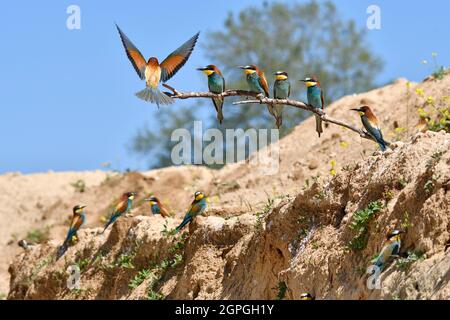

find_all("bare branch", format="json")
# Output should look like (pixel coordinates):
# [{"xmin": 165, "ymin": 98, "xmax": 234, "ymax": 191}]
[{"xmin": 161, "ymin": 84, "xmax": 390, "ymax": 146}]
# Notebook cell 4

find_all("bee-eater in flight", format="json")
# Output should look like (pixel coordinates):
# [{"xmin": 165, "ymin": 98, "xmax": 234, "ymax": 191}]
[
  {"xmin": 116, "ymin": 24, "xmax": 199, "ymax": 107},
  {"xmin": 273, "ymin": 71, "xmax": 291, "ymax": 128},
  {"xmin": 144, "ymin": 196, "xmax": 171, "ymax": 218},
  {"xmin": 102, "ymin": 192, "xmax": 137, "ymax": 233},
  {"xmin": 197, "ymin": 65, "xmax": 226, "ymax": 124},
  {"xmin": 175, "ymin": 191, "xmax": 207, "ymax": 233},
  {"xmin": 372, "ymin": 230, "xmax": 404, "ymax": 270},
  {"xmin": 301, "ymin": 77, "xmax": 325, "ymax": 137},
  {"xmin": 56, "ymin": 205, "xmax": 87, "ymax": 259},
  {"xmin": 351, "ymin": 106, "xmax": 387, "ymax": 151},
  {"xmin": 238, "ymin": 65, "xmax": 274, "ymax": 118}
]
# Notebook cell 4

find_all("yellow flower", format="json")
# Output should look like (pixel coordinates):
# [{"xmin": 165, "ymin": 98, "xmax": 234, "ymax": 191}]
[
  {"xmin": 415, "ymin": 88, "xmax": 424, "ymax": 96},
  {"xmin": 406, "ymin": 82, "xmax": 411, "ymax": 89},
  {"xmin": 426, "ymin": 96, "xmax": 434, "ymax": 105},
  {"xmin": 417, "ymin": 108, "xmax": 428, "ymax": 118},
  {"xmin": 330, "ymin": 159, "xmax": 337, "ymax": 167},
  {"xmin": 339, "ymin": 141, "xmax": 349, "ymax": 148},
  {"xmin": 395, "ymin": 127, "xmax": 406, "ymax": 134},
  {"xmin": 330, "ymin": 169, "xmax": 337, "ymax": 176}
]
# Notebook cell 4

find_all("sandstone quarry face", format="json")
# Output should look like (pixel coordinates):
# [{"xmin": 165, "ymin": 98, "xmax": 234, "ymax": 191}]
[
  {"xmin": 7, "ymin": 131, "xmax": 450, "ymax": 300},
  {"xmin": 3, "ymin": 74, "xmax": 450, "ymax": 299}
]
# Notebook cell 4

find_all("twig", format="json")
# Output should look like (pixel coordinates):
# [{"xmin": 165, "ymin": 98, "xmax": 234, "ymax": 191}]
[{"xmin": 162, "ymin": 84, "xmax": 390, "ymax": 145}]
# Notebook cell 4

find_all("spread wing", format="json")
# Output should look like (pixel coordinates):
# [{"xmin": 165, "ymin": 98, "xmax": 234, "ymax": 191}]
[
  {"xmin": 259, "ymin": 72, "xmax": 270, "ymax": 97},
  {"xmin": 116, "ymin": 24, "xmax": 146, "ymax": 80},
  {"xmin": 160, "ymin": 32, "xmax": 200, "ymax": 83}
]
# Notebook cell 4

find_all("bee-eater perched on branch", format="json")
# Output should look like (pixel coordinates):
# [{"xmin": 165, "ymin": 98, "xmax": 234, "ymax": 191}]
[
  {"xmin": 102, "ymin": 192, "xmax": 137, "ymax": 233},
  {"xmin": 144, "ymin": 196, "xmax": 171, "ymax": 218},
  {"xmin": 301, "ymin": 77, "xmax": 325, "ymax": 137},
  {"xmin": 116, "ymin": 24, "xmax": 199, "ymax": 107},
  {"xmin": 351, "ymin": 106, "xmax": 387, "ymax": 151},
  {"xmin": 56, "ymin": 205, "xmax": 87, "ymax": 260},
  {"xmin": 238, "ymin": 65, "xmax": 274, "ymax": 119},
  {"xmin": 197, "ymin": 65, "xmax": 226, "ymax": 124},
  {"xmin": 273, "ymin": 71, "xmax": 291, "ymax": 129},
  {"xmin": 372, "ymin": 230, "xmax": 404, "ymax": 270},
  {"xmin": 175, "ymin": 191, "xmax": 207, "ymax": 233}
]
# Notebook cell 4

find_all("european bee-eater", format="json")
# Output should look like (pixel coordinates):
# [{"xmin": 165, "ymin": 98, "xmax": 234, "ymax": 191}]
[
  {"xmin": 144, "ymin": 196, "xmax": 171, "ymax": 218},
  {"xmin": 56, "ymin": 205, "xmax": 87, "ymax": 259},
  {"xmin": 351, "ymin": 106, "xmax": 387, "ymax": 152},
  {"xmin": 175, "ymin": 191, "xmax": 207, "ymax": 233},
  {"xmin": 273, "ymin": 71, "xmax": 291, "ymax": 128},
  {"xmin": 197, "ymin": 65, "xmax": 226, "ymax": 124},
  {"xmin": 372, "ymin": 230, "xmax": 404, "ymax": 270},
  {"xmin": 116, "ymin": 24, "xmax": 199, "ymax": 107},
  {"xmin": 102, "ymin": 192, "xmax": 137, "ymax": 233},
  {"xmin": 301, "ymin": 77, "xmax": 325, "ymax": 137},
  {"xmin": 238, "ymin": 65, "xmax": 274, "ymax": 117},
  {"xmin": 300, "ymin": 293, "xmax": 315, "ymax": 300}
]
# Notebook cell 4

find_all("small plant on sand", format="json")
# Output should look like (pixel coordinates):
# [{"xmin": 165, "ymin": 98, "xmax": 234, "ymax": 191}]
[
  {"xmin": 26, "ymin": 227, "xmax": 50, "ymax": 244},
  {"xmin": 348, "ymin": 201, "xmax": 384, "ymax": 251},
  {"xmin": 254, "ymin": 197, "xmax": 275, "ymax": 231},
  {"xmin": 273, "ymin": 281, "xmax": 287, "ymax": 300},
  {"xmin": 396, "ymin": 251, "xmax": 425, "ymax": 271},
  {"xmin": 71, "ymin": 179, "xmax": 86, "ymax": 193},
  {"xmin": 129, "ymin": 268, "xmax": 152, "ymax": 290},
  {"xmin": 382, "ymin": 188, "xmax": 395, "ymax": 202},
  {"xmin": 116, "ymin": 252, "xmax": 135, "ymax": 269},
  {"xmin": 75, "ymin": 255, "xmax": 90, "ymax": 273},
  {"xmin": 162, "ymin": 222, "xmax": 177, "ymax": 237},
  {"xmin": 128, "ymin": 232, "xmax": 189, "ymax": 299}
]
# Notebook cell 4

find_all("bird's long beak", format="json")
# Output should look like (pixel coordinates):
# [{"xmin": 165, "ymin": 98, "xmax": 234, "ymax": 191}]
[
  {"xmin": 81, "ymin": 205, "xmax": 87, "ymax": 209},
  {"xmin": 350, "ymin": 108, "xmax": 362, "ymax": 112},
  {"xmin": 196, "ymin": 67, "xmax": 207, "ymax": 71},
  {"xmin": 237, "ymin": 66, "xmax": 247, "ymax": 69},
  {"xmin": 299, "ymin": 79, "xmax": 307, "ymax": 82}
]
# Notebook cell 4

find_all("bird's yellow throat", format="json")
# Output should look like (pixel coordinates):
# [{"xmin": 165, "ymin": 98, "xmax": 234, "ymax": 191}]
[
  {"xmin": 276, "ymin": 75, "xmax": 288, "ymax": 81},
  {"xmin": 203, "ymin": 70, "xmax": 214, "ymax": 76},
  {"xmin": 244, "ymin": 69, "xmax": 256, "ymax": 75},
  {"xmin": 195, "ymin": 193, "xmax": 204, "ymax": 201},
  {"xmin": 305, "ymin": 81, "xmax": 317, "ymax": 87}
]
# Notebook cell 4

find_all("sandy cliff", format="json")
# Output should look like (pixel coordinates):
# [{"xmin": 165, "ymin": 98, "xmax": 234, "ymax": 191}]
[{"xmin": 3, "ymin": 74, "xmax": 450, "ymax": 299}]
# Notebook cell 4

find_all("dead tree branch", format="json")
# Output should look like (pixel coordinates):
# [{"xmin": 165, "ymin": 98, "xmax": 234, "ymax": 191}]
[{"xmin": 162, "ymin": 84, "xmax": 389, "ymax": 145}]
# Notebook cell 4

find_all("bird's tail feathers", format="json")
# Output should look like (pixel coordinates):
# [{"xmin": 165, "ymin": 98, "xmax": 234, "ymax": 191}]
[
  {"xmin": 315, "ymin": 115, "xmax": 323, "ymax": 137},
  {"xmin": 56, "ymin": 242, "xmax": 68, "ymax": 260},
  {"xmin": 212, "ymin": 98, "xmax": 224, "ymax": 124},
  {"xmin": 175, "ymin": 216, "xmax": 192, "ymax": 233},
  {"xmin": 377, "ymin": 139, "xmax": 387, "ymax": 152},
  {"xmin": 136, "ymin": 87, "xmax": 173, "ymax": 107}
]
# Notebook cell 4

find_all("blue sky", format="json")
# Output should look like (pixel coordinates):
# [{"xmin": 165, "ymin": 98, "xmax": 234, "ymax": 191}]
[{"xmin": 0, "ymin": 0, "xmax": 449, "ymax": 174}]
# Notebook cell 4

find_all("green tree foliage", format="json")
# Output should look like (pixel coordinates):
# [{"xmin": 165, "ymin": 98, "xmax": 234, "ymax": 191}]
[{"xmin": 132, "ymin": 1, "xmax": 383, "ymax": 168}]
